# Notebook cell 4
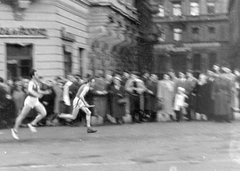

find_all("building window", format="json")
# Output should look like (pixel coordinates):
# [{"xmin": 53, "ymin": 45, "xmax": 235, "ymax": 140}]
[
  {"xmin": 173, "ymin": 28, "xmax": 182, "ymax": 41},
  {"xmin": 193, "ymin": 54, "xmax": 201, "ymax": 71},
  {"xmin": 157, "ymin": 4, "xmax": 164, "ymax": 17},
  {"xmin": 64, "ymin": 51, "xmax": 72, "ymax": 77},
  {"xmin": 207, "ymin": 1, "xmax": 215, "ymax": 14},
  {"xmin": 209, "ymin": 52, "xmax": 217, "ymax": 68},
  {"xmin": 158, "ymin": 32, "xmax": 166, "ymax": 42},
  {"xmin": 157, "ymin": 25, "xmax": 166, "ymax": 42},
  {"xmin": 190, "ymin": 1, "xmax": 199, "ymax": 16},
  {"xmin": 192, "ymin": 27, "xmax": 199, "ymax": 34},
  {"xmin": 208, "ymin": 26, "xmax": 215, "ymax": 33},
  {"xmin": 172, "ymin": 2, "xmax": 182, "ymax": 16},
  {"xmin": 7, "ymin": 44, "xmax": 32, "ymax": 80},
  {"xmin": 79, "ymin": 48, "xmax": 84, "ymax": 76}
]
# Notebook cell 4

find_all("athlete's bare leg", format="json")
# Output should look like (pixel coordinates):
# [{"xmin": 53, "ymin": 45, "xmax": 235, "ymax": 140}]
[
  {"xmin": 58, "ymin": 108, "xmax": 80, "ymax": 120},
  {"xmin": 31, "ymin": 103, "xmax": 47, "ymax": 126},
  {"xmin": 81, "ymin": 107, "xmax": 91, "ymax": 128},
  {"xmin": 13, "ymin": 105, "xmax": 32, "ymax": 131},
  {"xmin": 81, "ymin": 107, "xmax": 97, "ymax": 133}
]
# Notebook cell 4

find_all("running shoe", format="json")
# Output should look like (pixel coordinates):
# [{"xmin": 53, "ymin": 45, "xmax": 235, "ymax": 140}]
[
  {"xmin": 27, "ymin": 123, "xmax": 37, "ymax": 132},
  {"xmin": 87, "ymin": 127, "xmax": 97, "ymax": 133},
  {"xmin": 11, "ymin": 128, "xmax": 19, "ymax": 140}
]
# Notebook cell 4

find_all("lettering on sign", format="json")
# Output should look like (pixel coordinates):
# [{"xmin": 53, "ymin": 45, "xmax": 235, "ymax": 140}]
[
  {"xmin": 0, "ymin": 27, "xmax": 48, "ymax": 38},
  {"xmin": 61, "ymin": 27, "xmax": 75, "ymax": 42}
]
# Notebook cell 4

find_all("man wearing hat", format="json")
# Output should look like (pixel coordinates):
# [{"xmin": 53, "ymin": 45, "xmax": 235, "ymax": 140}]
[{"xmin": 125, "ymin": 71, "xmax": 145, "ymax": 123}]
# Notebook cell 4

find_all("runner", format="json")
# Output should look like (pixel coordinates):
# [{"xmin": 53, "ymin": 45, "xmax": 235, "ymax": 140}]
[
  {"xmin": 11, "ymin": 69, "xmax": 50, "ymax": 140},
  {"xmin": 57, "ymin": 77, "xmax": 97, "ymax": 133}
]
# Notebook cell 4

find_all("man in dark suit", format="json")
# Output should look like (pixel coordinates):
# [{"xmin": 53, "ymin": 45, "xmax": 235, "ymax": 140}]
[
  {"xmin": 185, "ymin": 70, "xmax": 197, "ymax": 121},
  {"xmin": 125, "ymin": 72, "xmax": 145, "ymax": 123}
]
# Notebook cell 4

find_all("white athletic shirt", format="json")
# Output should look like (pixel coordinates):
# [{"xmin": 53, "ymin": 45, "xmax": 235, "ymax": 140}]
[
  {"xmin": 76, "ymin": 84, "xmax": 90, "ymax": 99},
  {"xmin": 27, "ymin": 80, "xmax": 40, "ymax": 98},
  {"xmin": 73, "ymin": 84, "xmax": 90, "ymax": 109}
]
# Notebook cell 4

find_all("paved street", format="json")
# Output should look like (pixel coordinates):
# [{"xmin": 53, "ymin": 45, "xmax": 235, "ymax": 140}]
[{"xmin": 1, "ymin": 121, "xmax": 240, "ymax": 171}]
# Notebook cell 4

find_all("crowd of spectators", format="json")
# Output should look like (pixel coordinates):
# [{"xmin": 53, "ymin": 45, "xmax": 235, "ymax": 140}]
[{"xmin": 0, "ymin": 64, "xmax": 239, "ymax": 129}]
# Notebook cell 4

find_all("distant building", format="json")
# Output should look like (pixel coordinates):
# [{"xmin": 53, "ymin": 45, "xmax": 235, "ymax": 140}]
[
  {"xmin": 87, "ymin": 0, "xmax": 138, "ymax": 76},
  {"xmin": 135, "ymin": 0, "xmax": 155, "ymax": 73},
  {"xmin": 228, "ymin": 0, "xmax": 240, "ymax": 69},
  {"xmin": 148, "ymin": 0, "xmax": 230, "ymax": 76}
]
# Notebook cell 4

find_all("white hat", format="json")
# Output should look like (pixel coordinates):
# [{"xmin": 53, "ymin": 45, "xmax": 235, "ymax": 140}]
[{"xmin": 178, "ymin": 87, "xmax": 185, "ymax": 92}]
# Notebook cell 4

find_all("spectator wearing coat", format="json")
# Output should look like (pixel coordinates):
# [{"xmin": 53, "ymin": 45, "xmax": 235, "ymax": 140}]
[
  {"xmin": 206, "ymin": 70, "xmax": 216, "ymax": 121},
  {"xmin": 0, "ymin": 78, "xmax": 15, "ymax": 128},
  {"xmin": 12, "ymin": 80, "xmax": 26, "ymax": 116},
  {"xmin": 157, "ymin": 73, "xmax": 175, "ymax": 121},
  {"xmin": 195, "ymin": 74, "xmax": 209, "ymax": 120},
  {"xmin": 109, "ymin": 75, "xmax": 126, "ymax": 124},
  {"xmin": 39, "ymin": 80, "xmax": 56, "ymax": 125},
  {"xmin": 125, "ymin": 71, "xmax": 145, "ymax": 123},
  {"xmin": 175, "ymin": 72, "xmax": 187, "ymax": 94},
  {"xmin": 62, "ymin": 74, "xmax": 75, "ymax": 114},
  {"xmin": 52, "ymin": 76, "xmax": 64, "ymax": 115},
  {"xmin": 93, "ymin": 73, "xmax": 108, "ymax": 125},
  {"xmin": 145, "ymin": 74, "xmax": 158, "ymax": 122},
  {"xmin": 185, "ymin": 70, "xmax": 197, "ymax": 121},
  {"xmin": 212, "ymin": 66, "xmax": 232, "ymax": 122}
]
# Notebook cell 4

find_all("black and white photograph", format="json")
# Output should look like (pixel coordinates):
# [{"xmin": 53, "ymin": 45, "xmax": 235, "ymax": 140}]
[{"xmin": 0, "ymin": 0, "xmax": 240, "ymax": 170}]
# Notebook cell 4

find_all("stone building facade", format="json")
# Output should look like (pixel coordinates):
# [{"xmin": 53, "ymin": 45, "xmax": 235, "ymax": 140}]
[
  {"xmin": 87, "ymin": 0, "xmax": 138, "ymax": 76},
  {"xmin": 135, "ymin": 0, "xmax": 156, "ymax": 73},
  {"xmin": 148, "ymin": 0, "xmax": 230, "ymax": 76},
  {"xmin": 0, "ymin": 0, "xmax": 138, "ymax": 79}
]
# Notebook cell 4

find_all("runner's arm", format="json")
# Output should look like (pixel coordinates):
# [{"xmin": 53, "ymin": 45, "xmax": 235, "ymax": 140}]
[{"xmin": 39, "ymin": 89, "xmax": 50, "ymax": 95}]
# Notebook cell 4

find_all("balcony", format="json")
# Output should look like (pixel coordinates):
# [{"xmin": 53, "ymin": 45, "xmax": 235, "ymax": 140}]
[{"xmin": 152, "ymin": 14, "xmax": 229, "ymax": 23}]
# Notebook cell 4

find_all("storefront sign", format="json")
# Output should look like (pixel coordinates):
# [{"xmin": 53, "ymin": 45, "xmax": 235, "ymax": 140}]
[
  {"xmin": 0, "ymin": 27, "xmax": 48, "ymax": 38},
  {"xmin": 61, "ymin": 27, "xmax": 75, "ymax": 42}
]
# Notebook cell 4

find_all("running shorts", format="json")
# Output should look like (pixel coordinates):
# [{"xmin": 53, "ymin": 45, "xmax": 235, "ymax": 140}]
[
  {"xmin": 24, "ymin": 96, "xmax": 41, "ymax": 109},
  {"xmin": 73, "ymin": 97, "xmax": 84, "ymax": 109}
]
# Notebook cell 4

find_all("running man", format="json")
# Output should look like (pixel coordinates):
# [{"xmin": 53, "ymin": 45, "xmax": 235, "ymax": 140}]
[
  {"xmin": 11, "ymin": 69, "xmax": 50, "ymax": 140},
  {"xmin": 57, "ymin": 77, "xmax": 97, "ymax": 133}
]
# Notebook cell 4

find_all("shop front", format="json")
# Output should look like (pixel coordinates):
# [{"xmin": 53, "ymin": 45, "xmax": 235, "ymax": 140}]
[
  {"xmin": 154, "ymin": 43, "xmax": 221, "ymax": 77},
  {"xmin": 0, "ymin": 0, "xmax": 89, "ymax": 79}
]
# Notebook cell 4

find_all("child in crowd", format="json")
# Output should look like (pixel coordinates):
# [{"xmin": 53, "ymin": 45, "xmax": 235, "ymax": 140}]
[{"xmin": 174, "ymin": 87, "xmax": 188, "ymax": 122}]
